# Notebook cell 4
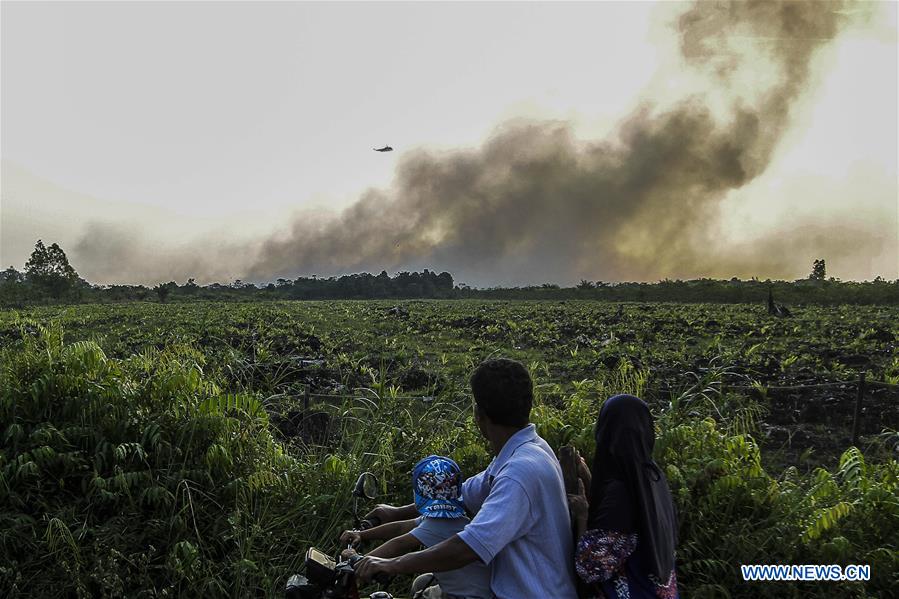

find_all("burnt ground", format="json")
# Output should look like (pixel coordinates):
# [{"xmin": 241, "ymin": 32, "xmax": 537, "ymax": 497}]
[
  {"xmin": 270, "ymin": 409, "xmax": 338, "ymax": 448},
  {"xmin": 755, "ymin": 382, "xmax": 899, "ymax": 471}
]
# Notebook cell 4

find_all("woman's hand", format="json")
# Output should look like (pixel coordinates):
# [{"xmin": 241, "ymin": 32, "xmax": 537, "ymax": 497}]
[
  {"xmin": 339, "ymin": 529, "xmax": 363, "ymax": 547},
  {"xmin": 577, "ymin": 454, "xmax": 592, "ymax": 500},
  {"xmin": 567, "ymin": 478, "xmax": 589, "ymax": 528},
  {"xmin": 354, "ymin": 555, "xmax": 398, "ymax": 584}
]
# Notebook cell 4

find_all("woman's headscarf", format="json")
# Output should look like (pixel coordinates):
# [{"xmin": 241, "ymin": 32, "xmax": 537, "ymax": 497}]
[{"xmin": 588, "ymin": 394, "xmax": 677, "ymax": 583}]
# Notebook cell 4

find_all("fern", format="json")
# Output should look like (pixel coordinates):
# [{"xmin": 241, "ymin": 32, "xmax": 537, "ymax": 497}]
[
  {"xmin": 838, "ymin": 446, "xmax": 866, "ymax": 491},
  {"xmin": 803, "ymin": 501, "xmax": 853, "ymax": 541},
  {"xmin": 44, "ymin": 517, "xmax": 79, "ymax": 561}
]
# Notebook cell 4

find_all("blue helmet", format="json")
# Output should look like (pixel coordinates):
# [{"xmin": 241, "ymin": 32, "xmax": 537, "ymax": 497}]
[{"xmin": 412, "ymin": 455, "xmax": 466, "ymax": 519}]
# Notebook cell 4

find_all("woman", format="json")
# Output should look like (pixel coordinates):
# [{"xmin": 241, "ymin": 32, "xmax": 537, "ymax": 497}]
[{"xmin": 569, "ymin": 394, "xmax": 679, "ymax": 599}]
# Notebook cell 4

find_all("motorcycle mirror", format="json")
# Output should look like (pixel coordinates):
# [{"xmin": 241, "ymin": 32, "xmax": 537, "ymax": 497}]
[{"xmin": 352, "ymin": 472, "xmax": 379, "ymax": 500}]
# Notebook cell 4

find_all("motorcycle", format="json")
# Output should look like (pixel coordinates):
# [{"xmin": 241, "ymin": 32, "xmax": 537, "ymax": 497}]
[{"xmin": 285, "ymin": 472, "xmax": 394, "ymax": 599}]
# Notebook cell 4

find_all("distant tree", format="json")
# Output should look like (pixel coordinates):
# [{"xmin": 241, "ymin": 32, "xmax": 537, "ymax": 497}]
[
  {"xmin": 0, "ymin": 266, "xmax": 27, "ymax": 305},
  {"xmin": 577, "ymin": 279, "xmax": 596, "ymax": 290},
  {"xmin": 183, "ymin": 278, "xmax": 199, "ymax": 295},
  {"xmin": 436, "ymin": 272, "xmax": 453, "ymax": 294},
  {"xmin": 422, "ymin": 277, "xmax": 437, "ymax": 298},
  {"xmin": 1, "ymin": 267, "xmax": 23, "ymax": 284},
  {"xmin": 24, "ymin": 240, "xmax": 80, "ymax": 298},
  {"xmin": 154, "ymin": 281, "xmax": 177, "ymax": 303},
  {"xmin": 810, "ymin": 259, "xmax": 826, "ymax": 280}
]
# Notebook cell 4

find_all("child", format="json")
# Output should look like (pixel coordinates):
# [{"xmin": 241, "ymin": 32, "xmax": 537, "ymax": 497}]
[{"xmin": 340, "ymin": 455, "xmax": 492, "ymax": 599}]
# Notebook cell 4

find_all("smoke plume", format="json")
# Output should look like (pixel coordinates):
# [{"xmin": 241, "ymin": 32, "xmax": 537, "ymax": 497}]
[
  {"xmin": 240, "ymin": 0, "xmax": 894, "ymax": 285},
  {"xmin": 62, "ymin": 1, "xmax": 892, "ymax": 285}
]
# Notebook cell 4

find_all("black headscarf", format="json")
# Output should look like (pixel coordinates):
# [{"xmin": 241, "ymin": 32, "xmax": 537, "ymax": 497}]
[{"xmin": 587, "ymin": 394, "xmax": 677, "ymax": 583}]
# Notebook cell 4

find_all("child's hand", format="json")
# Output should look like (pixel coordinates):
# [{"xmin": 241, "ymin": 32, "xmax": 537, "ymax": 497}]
[
  {"xmin": 339, "ymin": 529, "xmax": 363, "ymax": 546},
  {"xmin": 364, "ymin": 503, "xmax": 400, "ymax": 525}
]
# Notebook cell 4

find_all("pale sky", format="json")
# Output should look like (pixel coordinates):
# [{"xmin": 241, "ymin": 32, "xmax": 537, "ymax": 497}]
[{"xmin": 2, "ymin": 1, "xmax": 897, "ymax": 285}]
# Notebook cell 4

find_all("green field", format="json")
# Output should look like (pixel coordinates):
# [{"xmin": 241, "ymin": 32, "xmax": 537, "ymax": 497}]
[{"xmin": 1, "ymin": 300, "xmax": 897, "ymax": 597}]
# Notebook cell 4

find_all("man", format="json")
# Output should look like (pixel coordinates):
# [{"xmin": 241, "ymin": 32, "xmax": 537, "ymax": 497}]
[{"xmin": 356, "ymin": 358, "xmax": 578, "ymax": 598}]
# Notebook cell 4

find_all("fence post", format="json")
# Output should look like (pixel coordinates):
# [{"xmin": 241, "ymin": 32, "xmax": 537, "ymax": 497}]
[
  {"xmin": 851, "ymin": 372, "xmax": 866, "ymax": 447},
  {"xmin": 304, "ymin": 386, "xmax": 310, "ymax": 411}
]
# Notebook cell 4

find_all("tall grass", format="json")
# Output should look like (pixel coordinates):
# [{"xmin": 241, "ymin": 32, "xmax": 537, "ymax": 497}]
[{"xmin": 1, "ymin": 326, "xmax": 896, "ymax": 597}]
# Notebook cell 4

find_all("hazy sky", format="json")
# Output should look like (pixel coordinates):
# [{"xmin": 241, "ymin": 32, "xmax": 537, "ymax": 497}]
[{"xmin": 2, "ymin": 1, "xmax": 897, "ymax": 286}]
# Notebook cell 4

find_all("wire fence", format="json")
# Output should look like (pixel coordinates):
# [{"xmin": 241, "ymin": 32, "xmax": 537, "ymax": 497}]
[
  {"xmin": 723, "ymin": 374, "xmax": 899, "ymax": 446},
  {"xmin": 726, "ymin": 380, "xmax": 899, "ymax": 392},
  {"xmin": 289, "ymin": 377, "xmax": 899, "ymax": 403},
  {"xmin": 278, "ymin": 370, "xmax": 898, "ymax": 447},
  {"xmin": 261, "ymin": 367, "xmax": 899, "ymax": 462}
]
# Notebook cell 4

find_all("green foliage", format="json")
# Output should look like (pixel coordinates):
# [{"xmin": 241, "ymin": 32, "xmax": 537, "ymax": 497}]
[
  {"xmin": 0, "ymin": 325, "xmax": 318, "ymax": 597},
  {"xmin": 654, "ymin": 375, "xmax": 898, "ymax": 597},
  {"xmin": 0, "ymin": 301, "xmax": 896, "ymax": 597}
]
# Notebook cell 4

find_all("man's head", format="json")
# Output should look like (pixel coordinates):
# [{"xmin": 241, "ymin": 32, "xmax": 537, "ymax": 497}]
[{"xmin": 470, "ymin": 358, "xmax": 533, "ymax": 430}]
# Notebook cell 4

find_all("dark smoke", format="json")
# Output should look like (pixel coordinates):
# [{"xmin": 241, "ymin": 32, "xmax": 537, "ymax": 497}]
[
  {"xmin": 247, "ymin": 0, "xmax": 878, "ymax": 285},
  {"xmin": 63, "ymin": 1, "xmax": 888, "ymax": 285}
]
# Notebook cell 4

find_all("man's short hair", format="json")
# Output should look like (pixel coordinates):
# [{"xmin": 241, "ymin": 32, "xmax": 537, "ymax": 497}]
[{"xmin": 470, "ymin": 358, "xmax": 533, "ymax": 428}]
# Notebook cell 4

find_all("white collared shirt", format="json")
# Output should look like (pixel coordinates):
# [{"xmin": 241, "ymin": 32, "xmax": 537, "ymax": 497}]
[{"xmin": 458, "ymin": 424, "xmax": 579, "ymax": 599}]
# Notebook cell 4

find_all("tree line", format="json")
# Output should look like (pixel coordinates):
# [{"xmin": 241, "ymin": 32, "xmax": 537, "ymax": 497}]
[{"xmin": 2, "ymin": 240, "xmax": 898, "ymax": 307}]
